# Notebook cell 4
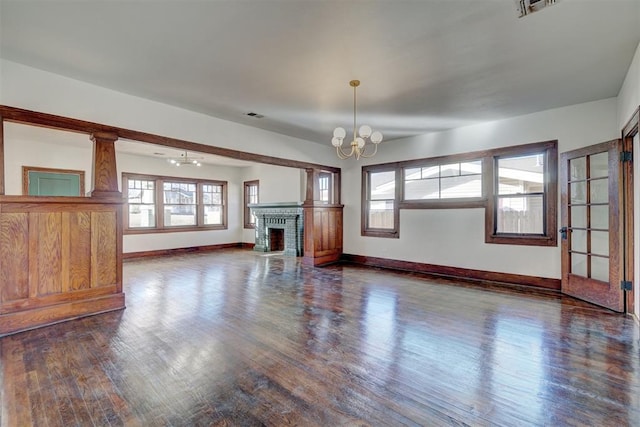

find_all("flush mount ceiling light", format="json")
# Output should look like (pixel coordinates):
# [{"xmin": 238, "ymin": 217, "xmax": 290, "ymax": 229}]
[
  {"xmin": 331, "ymin": 80, "xmax": 383, "ymax": 160},
  {"xmin": 515, "ymin": 0, "xmax": 559, "ymax": 18},
  {"xmin": 168, "ymin": 151, "xmax": 203, "ymax": 167}
]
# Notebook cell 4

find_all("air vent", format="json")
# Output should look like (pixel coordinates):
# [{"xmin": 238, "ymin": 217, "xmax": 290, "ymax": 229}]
[
  {"xmin": 515, "ymin": 0, "xmax": 558, "ymax": 18},
  {"xmin": 246, "ymin": 112, "xmax": 264, "ymax": 119}
]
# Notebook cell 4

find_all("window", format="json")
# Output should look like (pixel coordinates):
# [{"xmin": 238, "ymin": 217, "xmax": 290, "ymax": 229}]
[
  {"xmin": 22, "ymin": 166, "xmax": 85, "ymax": 196},
  {"xmin": 486, "ymin": 141, "xmax": 557, "ymax": 246},
  {"xmin": 204, "ymin": 183, "xmax": 225, "ymax": 226},
  {"xmin": 362, "ymin": 166, "xmax": 399, "ymax": 238},
  {"xmin": 244, "ymin": 180, "xmax": 259, "ymax": 228},
  {"xmin": 361, "ymin": 140, "xmax": 557, "ymax": 246},
  {"xmin": 163, "ymin": 181, "xmax": 197, "ymax": 226},
  {"xmin": 318, "ymin": 173, "xmax": 331, "ymax": 203},
  {"xmin": 403, "ymin": 160, "xmax": 483, "ymax": 202},
  {"xmin": 127, "ymin": 178, "xmax": 156, "ymax": 228},
  {"xmin": 123, "ymin": 173, "xmax": 227, "ymax": 233}
]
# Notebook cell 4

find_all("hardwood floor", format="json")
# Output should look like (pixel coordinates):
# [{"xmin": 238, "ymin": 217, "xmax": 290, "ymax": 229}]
[{"xmin": 2, "ymin": 248, "xmax": 639, "ymax": 426}]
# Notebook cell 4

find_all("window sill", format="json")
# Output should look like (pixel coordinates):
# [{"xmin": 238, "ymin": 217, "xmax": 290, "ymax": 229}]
[
  {"xmin": 362, "ymin": 229, "xmax": 400, "ymax": 239},
  {"xmin": 485, "ymin": 234, "xmax": 557, "ymax": 247}
]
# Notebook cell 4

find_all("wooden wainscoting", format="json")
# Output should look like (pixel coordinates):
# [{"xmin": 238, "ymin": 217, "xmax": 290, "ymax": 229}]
[
  {"xmin": 0, "ymin": 196, "xmax": 124, "ymax": 336},
  {"xmin": 303, "ymin": 203, "xmax": 343, "ymax": 266}
]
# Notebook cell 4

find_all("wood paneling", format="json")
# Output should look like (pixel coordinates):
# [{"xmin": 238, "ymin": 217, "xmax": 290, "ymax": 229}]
[
  {"xmin": 0, "ymin": 212, "xmax": 29, "ymax": 303},
  {"xmin": 0, "ymin": 114, "xmax": 4, "ymax": 195},
  {"xmin": 90, "ymin": 132, "xmax": 120, "ymax": 197},
  {"xmin": 0, "ymin": 198, "xmax": 124, "ymax": 336},
  {"xmin": 303, "ymin": 204, "xmax": 343, "ymax": 266}
]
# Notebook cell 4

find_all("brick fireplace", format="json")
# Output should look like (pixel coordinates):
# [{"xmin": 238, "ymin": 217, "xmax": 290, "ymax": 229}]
[{"xmin": 250, "ymin": 202, "xmax": 304, "ymax": 256}]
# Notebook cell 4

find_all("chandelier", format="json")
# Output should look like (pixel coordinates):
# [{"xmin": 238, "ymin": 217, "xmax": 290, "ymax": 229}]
[
  {"xmin": 331, "ymin": 80, "xmax": 383, "ymax": 160},
  {"xmin": 168, "ymin": 151, "xmax": 202, "ymax": 167}
]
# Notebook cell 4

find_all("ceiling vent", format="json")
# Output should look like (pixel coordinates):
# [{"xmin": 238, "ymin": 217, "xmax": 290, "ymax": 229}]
[
  {"xmin": 515, "ymin": 0, "xmax": 558, "ymax": 18},
  {"xmin": 246, "ymin": 112, "xmax": 264, "ymax": 119}
]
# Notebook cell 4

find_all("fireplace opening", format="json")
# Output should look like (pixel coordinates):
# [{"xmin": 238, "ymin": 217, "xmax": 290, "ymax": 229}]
[{"xmin": 268, "ymin": 228, "xmax": 285, "ymax": 252}]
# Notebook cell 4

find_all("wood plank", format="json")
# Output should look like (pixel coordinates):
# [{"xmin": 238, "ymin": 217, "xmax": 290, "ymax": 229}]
[
  {"xmin": 36, "ymin": 212, "xmax": 62, "ymax": 296},
  {"xmin": 68, "ymin": 211, "xmax": 91, "ymax": 290},
  {"xmin": 0, "ymin": 212, "xmax": 29, "ymax": 303},
  {"xmin": 92, "ymin": 211, "xmax": 117, "ymax": 287}
]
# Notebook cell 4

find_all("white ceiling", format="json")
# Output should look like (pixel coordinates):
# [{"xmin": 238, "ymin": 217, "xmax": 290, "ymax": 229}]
[{"xmin": 1, "ymin": 0, "xmax": 639, "ymax": 149}]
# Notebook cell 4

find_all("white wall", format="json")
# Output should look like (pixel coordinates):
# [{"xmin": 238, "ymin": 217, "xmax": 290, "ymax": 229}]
[
  {"xmin": 341, "ymin": 98, "xmax": 619, "ymax": 279},
  {"xmin": 618, "ymin": 41, "xmax": 640, "ymax": 130},
  {"xmin": 0, "ymin": 60, "xmax": 339, "ymax": 168}
]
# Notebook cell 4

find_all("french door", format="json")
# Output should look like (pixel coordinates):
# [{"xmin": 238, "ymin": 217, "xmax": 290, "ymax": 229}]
[{"xmin": 560, "ymin": 140, "xmax": 624, "ymax": 312}]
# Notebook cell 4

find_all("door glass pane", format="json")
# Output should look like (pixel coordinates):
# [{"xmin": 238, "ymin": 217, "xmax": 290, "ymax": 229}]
[
  {"xmin": 570, "ymin": 205, "xmax": 587, "ymax": 228},
  {"xmin": 591, "ymin": 256, "xmax": 609, "ymax": 282},
  {"xmin": 571, "ymin": 253, "xmax": 587, "ymax": 277},
  {"xmin": 571, "ymin": 229, "xmax": 587, "ymax": 253},
  {"xmin": 589, "ymin": 153, "xmax": 608, "ymax": 179},
  {"xmin": 570, "ymin": 182, "xmax": 586, "ymax": 204},
  {"xmin": 590, "ymin": 205, "xmax": 609, "ymax": 230},
  {"xmin": 591, "ymin": 231, "xmax": 609, "ymax": 256},
  {"xmin": 590, "ymin": 178, "xmax": 608, "ymax": 203},
  {"xmin": 570, "ymin": 157, "xmax": 586, "ymax": 180}
]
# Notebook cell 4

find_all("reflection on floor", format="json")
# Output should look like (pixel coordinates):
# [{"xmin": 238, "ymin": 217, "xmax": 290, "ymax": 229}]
[{"xmin": 2, "ymin": 248, "xmax": 639, "ymax": 425}]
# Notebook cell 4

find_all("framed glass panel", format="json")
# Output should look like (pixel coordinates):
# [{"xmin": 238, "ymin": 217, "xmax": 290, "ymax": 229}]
[
  {"xmin": 496, "ymin": 195, "xmax": 544, "ymax": 234},
  {"xmin": 590, "ymin": 178, "xmax": 608, "ymax": 204},
  {"xmin": 570, "ymin": 205, "xmax": 587, "ymax": 228},
  {"xmin": 571, "ymin": 253, "xmax": 588, "ymax": 277},
  {"xmin": 571, "ymin": 229, "xmax": 587, "ymax": 253},
  {"xmin": 368, "ymin": 200, "xmax": 395, "ymax": 229},
  {"xmin": 591, "ymin": 231, "xmax": 609, "ymax": 256},
  {"xmin": 570, "ymin": 157, "xmax": 586, "ymax": 180},
  {"xmin": 589, "ymin": 153, "xmax": 608, "ymax": 179},
  {"xmin": 590, "ymin": 205, "xmax": 609, "ymax": 230},
  {"xmin": 570, "ymin": 181, "xmax": 587, "ymax": 204},
  {"xmin": 591, "ymin": 256, "xmax": 609, "ymax": 282}
]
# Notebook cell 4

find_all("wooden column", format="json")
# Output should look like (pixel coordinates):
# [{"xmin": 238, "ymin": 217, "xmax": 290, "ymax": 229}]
[
  {"xmin": 90, "ymin": 132, "xmax": 120, "ymax": 198},
  {"xmin": 303, "ymin": 169, "xmax": 344, "ymax": 266}
]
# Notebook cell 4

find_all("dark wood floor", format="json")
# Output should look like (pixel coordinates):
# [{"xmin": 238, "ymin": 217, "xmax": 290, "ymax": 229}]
[{"xmin": 2, "ymin": 249, "xmax": 640, "ymax": 426}]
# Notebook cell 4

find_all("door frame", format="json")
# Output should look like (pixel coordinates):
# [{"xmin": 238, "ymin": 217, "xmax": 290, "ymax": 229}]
[{"xmin": 622, "ymin": 107, "xmax": 639, "ymax": 315}]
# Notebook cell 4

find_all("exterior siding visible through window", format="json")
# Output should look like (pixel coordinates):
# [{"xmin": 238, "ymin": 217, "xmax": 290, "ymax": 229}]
[
  {"xmin": 123, "ymin": 173, "xmax": 227, "ymax": 233},
  {"xmin": 244, "ymin": 180, "xmax": 259, "ymax": 228}
]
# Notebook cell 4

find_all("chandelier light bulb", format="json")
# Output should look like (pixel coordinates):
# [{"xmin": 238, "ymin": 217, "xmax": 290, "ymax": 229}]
[
  {"xmin": 370, "ymin": 131, "xmax": 383, "ymax": 144},
  {"xmin": 356, "ymin": 137, "xmax": 366, "ymax": 149},
  {"xmin": 333, "ymin": 127, "xmax": 346, "ymax": 139},
  {"xmin": 358, "ymin": 125, "xmax": 372, "ymax": 139},
  {"xmin": 331, "ymin": 136, "xmax": 343, "ymax": 147}
]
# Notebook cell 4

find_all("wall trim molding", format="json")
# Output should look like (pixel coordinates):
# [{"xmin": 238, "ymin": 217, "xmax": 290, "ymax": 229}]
[
  {"xmin": 123, "ymin": 242, "xmax": 251, "ymax": 260},
  {"xmin": 340, "ymin": 253, "xmax": 561, "ymax": 291}
]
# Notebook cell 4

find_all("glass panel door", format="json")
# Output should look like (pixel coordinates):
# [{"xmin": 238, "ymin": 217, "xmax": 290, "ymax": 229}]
[{"xmin": 560, "ymin": 140, "xmax": 623, "ymax": 312}]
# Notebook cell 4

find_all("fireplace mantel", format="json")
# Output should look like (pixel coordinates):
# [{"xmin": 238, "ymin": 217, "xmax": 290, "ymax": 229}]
[{"xmin": 250, "ymin": 202, "xmax": 304, "ymax": 256}]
